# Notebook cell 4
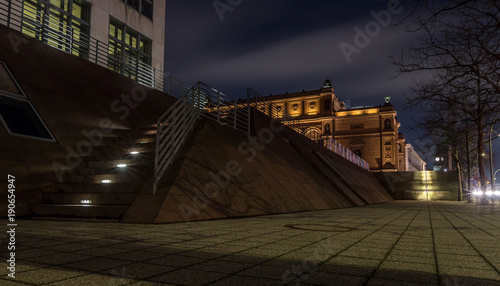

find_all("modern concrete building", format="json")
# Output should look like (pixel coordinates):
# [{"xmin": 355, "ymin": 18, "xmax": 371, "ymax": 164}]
[
  {"xmin": 259, "ymin": 81, "xmax": 426, "ymax": 172},
  {"xmin": 433, "ymin": 145, "xmax": 453, "ymax": 171},
  {"xmin": 18, "ymin": 0, "xmax": 165, "ymax": 78}
]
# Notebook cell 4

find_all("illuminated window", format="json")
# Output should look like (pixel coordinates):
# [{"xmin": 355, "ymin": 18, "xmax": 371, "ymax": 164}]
[
  {"xmin": 21, "ymin": 0, "xmax": 91, "ymax": 58},
  {"xmin": 384, "ymin": 118, "xmax": 391, "ymax": 130},
  {"xmin": 0, "ymin": 62, "xmax": 54, "ymax": 141},
  {"xmin": 304, "ymin": 128, "xmax": 321, "ymax": 141},
  {"xmin": 120, "ymin": 0, "xmax": 154, "ymax": 20},
  {"xmin": 108, "ymin": 18, "xmax": 152, "ymax": 80}
]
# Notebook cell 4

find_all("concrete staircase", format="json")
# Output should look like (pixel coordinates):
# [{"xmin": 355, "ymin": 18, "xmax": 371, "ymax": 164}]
[{"xmin": 29, "ymin": 124, "xmax": 158, "ymax": 220}]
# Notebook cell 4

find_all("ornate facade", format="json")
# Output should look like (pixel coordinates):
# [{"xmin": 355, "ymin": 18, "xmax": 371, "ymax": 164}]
[{"xmin": 262, "ymin": 82, "xmax": 425, "ymax": 172}]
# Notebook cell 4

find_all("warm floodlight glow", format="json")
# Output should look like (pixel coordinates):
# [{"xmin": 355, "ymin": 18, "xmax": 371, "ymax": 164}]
[
  {"xmin": 130, "ymin": 151, "xmax": 139, "ymax": 155},
  {"xmin": 117, "ymin": 164, "xmax": 127, "ymax": 168},
  {"xmin": 101, "ymin": 179, "xmax": 112, "ymax": 184}
]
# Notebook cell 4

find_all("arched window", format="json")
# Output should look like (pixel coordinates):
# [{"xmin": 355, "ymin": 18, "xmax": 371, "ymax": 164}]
[
  {"xmin": 324, "ymin": 123, "xmax": 331, "ymax": 134},
  {"xmin": 384, "ymin": 118, "xmax": 391, "ymax": 130},
  {"xmin": 304, "ymin": 128, "xmax": 321, "ymax": 141}
]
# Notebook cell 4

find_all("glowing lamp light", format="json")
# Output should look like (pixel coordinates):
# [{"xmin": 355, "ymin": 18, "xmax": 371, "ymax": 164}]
[
  {"xmin": 486, "ymin": 191, "xmax": 493, "ymax": 196},
  {"xmin": 80, "ymin": 200, "xmax": 92, "ymax": 204},
  {"xmin": 495, "ymin": 191, "xmax": 500, "ymax": 196},
  {"xmin": 117, "ymin": 164, "xmax": 127, "ymax": 168},
  {"xmin": 130, "ymin": 151, "xmax": 139, "ymax": 155},
  {"xmin": 101, "ymin": 179, "xmax": 112, "ymax": 184}
]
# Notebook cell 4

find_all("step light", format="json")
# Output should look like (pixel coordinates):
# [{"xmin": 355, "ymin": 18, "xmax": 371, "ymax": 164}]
[
  {"xmin": 101, "ymin": 179, "xmax": 112, "ymax": 184},
  {"xmin": 80, "ymin": 199, "xmax": 92, "ymax": 204},
  {"xmin": 117, "ymin": 163, "xmax": 127, "ymax": 168},
  {"xmin": 130, "ymin": 151, "xmax": 139, "ymax": 155}
]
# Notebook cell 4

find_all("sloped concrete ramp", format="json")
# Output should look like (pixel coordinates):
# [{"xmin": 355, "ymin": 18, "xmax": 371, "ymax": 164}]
[{"xmin": 123, "ymin": 111, "xmax": 392, "ymax": 223}]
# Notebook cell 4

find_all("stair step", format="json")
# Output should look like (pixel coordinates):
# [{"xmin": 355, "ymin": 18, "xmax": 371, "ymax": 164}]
[
  {"xmin": 30, "ymin": 204, "xmax": 130, "ymax": 219},
  {"xmin": 54, "ymin": 183, "xmax": 145, "ymax": 194},
  {"xmin": 65, "ymin": 171, "xmax": 152, "ymax": 184},
  {"xmin": 30, "ymin": 216, "xmax": 119, "ymax": 222},
  {"xmin": 43, "ymin": 193, "xmax": 137, "ymax": 205}
]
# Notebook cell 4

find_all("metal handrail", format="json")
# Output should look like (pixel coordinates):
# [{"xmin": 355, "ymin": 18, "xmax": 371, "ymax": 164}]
[
  {"xmin": 319, "ymin": 137, "xmax": 370, "ymax": 171},
  {"xmin": 153, "ymin": 83, "xmax": 202, "ymax": 194},
  {"xmin": 247, "ymin": 87, "xmax": 304, "ymax": 132},
  {"xmin": 153, "ymin": 82, "xmax": 251, "ymax": 194},
  {"xmin": 0, "ymin": 0, "xmax": 188, "ymax": 98}
]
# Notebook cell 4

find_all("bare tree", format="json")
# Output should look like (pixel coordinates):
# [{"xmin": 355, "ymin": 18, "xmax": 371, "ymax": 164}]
[{"xmin": 393, "ymin": 0, "xmax": 500, "ymax": 192}]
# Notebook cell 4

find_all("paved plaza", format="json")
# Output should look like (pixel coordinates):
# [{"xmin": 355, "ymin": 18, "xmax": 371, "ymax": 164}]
[{"xmin": 1, "ymin": 200, "xmax": 500, "ymax": 285}]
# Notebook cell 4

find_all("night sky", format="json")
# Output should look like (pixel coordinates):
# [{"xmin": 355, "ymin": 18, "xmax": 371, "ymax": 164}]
[{"xmin": 163, "ymin": 0, "xmax": 500, "ymax": 168}]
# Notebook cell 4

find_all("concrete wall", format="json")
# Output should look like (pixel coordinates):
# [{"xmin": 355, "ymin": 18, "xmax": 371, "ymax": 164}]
[
  {"xmin": 88, "ymin": 0, "xmax": 166, "ymax": 71},
  {"xmin": 0, "ymin": 25, "xmax": 175, "ymax": 216},
  {"xmin": 124, "ymin": 110, "xmax": 393, "ymax": 224},
  {"xmin": 374, "ymin": 171, "xmax": 460, "ymax": 200}
]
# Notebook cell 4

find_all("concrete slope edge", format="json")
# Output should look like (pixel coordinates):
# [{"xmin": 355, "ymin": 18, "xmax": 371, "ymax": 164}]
[
  {"xmin": 121, "ymin": 120, "xmax": 206, "ymax": 223},
  {"xmin": 137, "ymin": 109, "xmax": 392, "ymax": 223}
]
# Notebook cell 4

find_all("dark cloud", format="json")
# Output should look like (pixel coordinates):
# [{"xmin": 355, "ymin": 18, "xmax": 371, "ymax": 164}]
[{"xmin": 163, "ymin": 0, "xmax": 458, "ymax": 162}]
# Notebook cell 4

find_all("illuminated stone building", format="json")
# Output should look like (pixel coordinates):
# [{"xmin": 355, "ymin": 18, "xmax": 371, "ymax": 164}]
[
  {"xmin": 405, "ymin": 143, "xmax": 427, "ymax": 171},
  {"xmin": 262, "ymin": 81, "xmax": 426, "ymax": 172}
]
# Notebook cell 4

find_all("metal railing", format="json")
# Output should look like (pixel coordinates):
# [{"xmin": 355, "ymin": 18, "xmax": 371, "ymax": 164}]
[
  {"xmin": 198, "ymin": 84, "xmax": 250, "ymax": 134},
  {"xmin": 153, "ymin": 84, "xmax": 202, "ymax": 195},
  {"xmin": 0, "ymin": 0, "xmax": 188, "ymax": 98},
  {"xmin": 317, "ymin": 137, "xmax": 370, "ymax": 171},
  {"xmin": 153, "ymin": 82, "xmax": 251, "ymax": 194},
  {"xmin": 247, "ymin": 87, "xmax": 303, "ymax": 132}
]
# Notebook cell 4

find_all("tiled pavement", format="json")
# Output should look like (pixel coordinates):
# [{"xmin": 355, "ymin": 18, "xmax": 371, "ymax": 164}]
[{"xmin": 1, "ymin": 200, "xmax": 500, "ymax": 285}]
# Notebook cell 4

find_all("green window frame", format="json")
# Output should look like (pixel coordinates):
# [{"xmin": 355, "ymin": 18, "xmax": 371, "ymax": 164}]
[
  {"xmin": 21, "ymin": 0, "xmax": 91, "ymax": 59},
  {"xmin": 108, "ymin": 18, "xmax": 152, "ymax": 80},
  {"xmin": 119, "ymin": 0, "xmax": 153, "ymax": 20}
]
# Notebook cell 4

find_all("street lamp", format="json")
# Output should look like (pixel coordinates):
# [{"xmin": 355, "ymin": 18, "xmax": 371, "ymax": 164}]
[
  {"xmin": 488, "ymin": 131, "xmax": 499, "ymax": 190},
  {"xmin": 488, "ymin": 111, "xmax": 499, "ymax": 191},
  {"xmin": 494, "ymin": 169, "xmax": 500, "ymax": 190}
]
